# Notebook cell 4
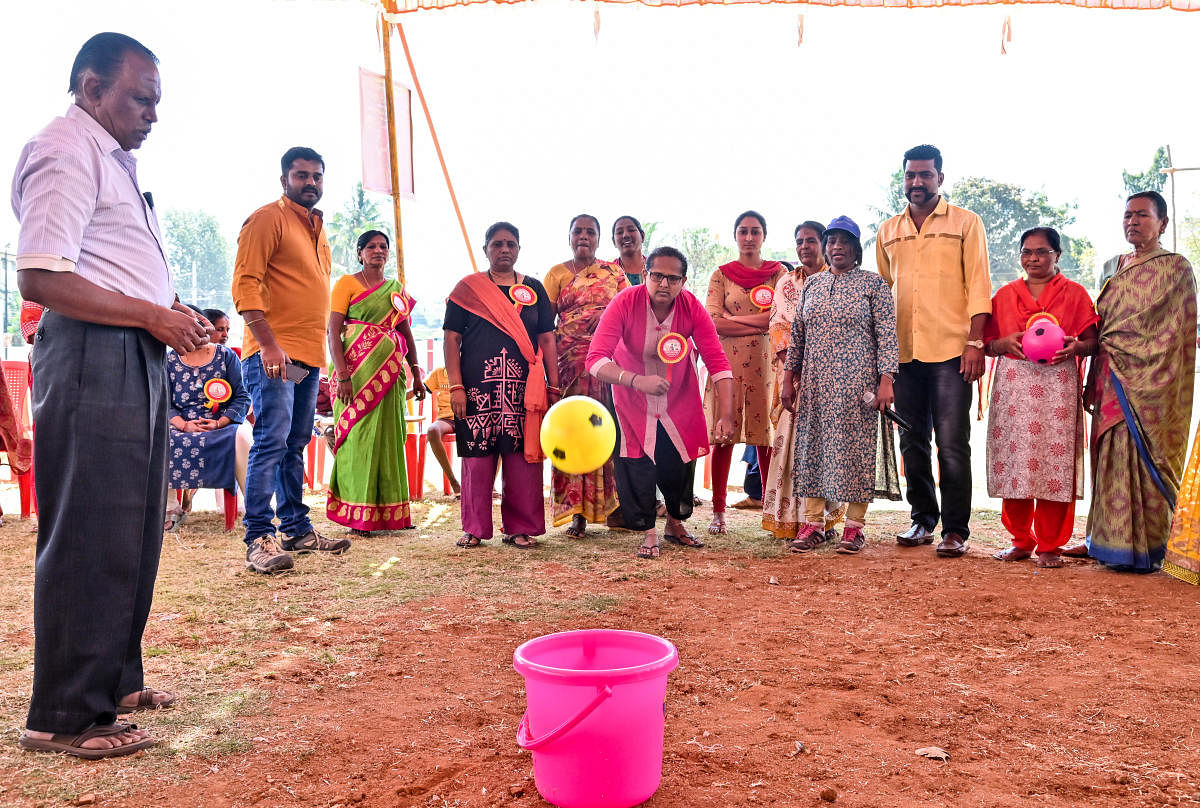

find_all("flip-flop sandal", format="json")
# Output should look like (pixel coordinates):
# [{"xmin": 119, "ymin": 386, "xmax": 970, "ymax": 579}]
[
  {"xmin": 18, "ymin": 721, "xmax": 157, "ymax": 760},
  {"xmin": 564, "ymin": 525, "xmax": 586, "ymax": 539},
  {"xmin": 992, "ymin": 547, "xmax": 1032, "ymax": 562},
  {"xmin": 664, "ymin": 532, "xmax": 704, "ymax": 548},
  {"xmin": 510, "ymin": 535, "xmax": 539, "ymax": 550},
  {"xmin": 1061, "ymin": 543, "xmax": 1090, "ymax": 558},
  {"xmin": 636, "ymin": 544, "xmax": 661, "ymax": 559},
  {"xmin": 456, "ymin": 534, "xmax": 482, "ymax": 548},
  {"xmin": 1036, "ymin": 553, "xmax": 1064, "ymax": 568},
  {"xmin": 707, "ymin": 517, "xmax": 727, "ymax": 535},
  {"xmin": 164, "ymin": 512, "xmax": 186, "ymax": 532},
  {"xmin": 118, "ymin": 687, "xmax": 177, "ymax": 712}
]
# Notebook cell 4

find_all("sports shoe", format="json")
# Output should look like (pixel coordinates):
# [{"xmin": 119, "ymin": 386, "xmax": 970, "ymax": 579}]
[
  {"xmin": 246, "ymin": 535, "xmax": 294, "ymax": 574},
  {"xmin": 788, "ymin": 523, "xmax": 828, "ymax": 553},
  {"xmin": 836, "ymin": 526, "xmax": 866, "ymax": 554},
  {"xmin": 282, "ymin": 529, "xmax": 351, "ymax": 555}
]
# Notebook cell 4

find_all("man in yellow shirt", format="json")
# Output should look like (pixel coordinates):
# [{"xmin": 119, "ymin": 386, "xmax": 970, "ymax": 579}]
[
  {"xmin": 876, "ymin": 144, "xmax": 991, "ymax": 559},
  {"xmin": 233, "ymin": 146, "xmax": 350, "ymax": 573}
]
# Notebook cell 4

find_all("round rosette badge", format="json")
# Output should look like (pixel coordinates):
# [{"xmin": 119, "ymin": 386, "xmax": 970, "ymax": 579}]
[
  {"xmin": 509, "ymin": 283, "xmax": 537, "ymax": 312},
  {"xmin": 656, "ymin": 332, "xmax": 690, "ymax": 382},
  {"xmin": 390, "ymin": 291, "xmax": 410, "ymax": 318},
  {"xmin": 750, "ymin": 284, "xmax": 775, "ymax": 310},
  {"xmin": 203, "ymin": 377, "xmax": 233, "ymax": 416}
]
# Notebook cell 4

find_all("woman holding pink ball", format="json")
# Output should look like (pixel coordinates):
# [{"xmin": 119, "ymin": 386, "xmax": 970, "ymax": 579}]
[{"xmin": 983, "ymin": 227, "xmax": 1099, "ymax": 568}]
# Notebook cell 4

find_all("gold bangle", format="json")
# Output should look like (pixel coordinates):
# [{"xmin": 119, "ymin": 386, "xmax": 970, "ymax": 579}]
[{"xmin": 244, "ymin": 317, "xmax": 265, "ymax": 328}]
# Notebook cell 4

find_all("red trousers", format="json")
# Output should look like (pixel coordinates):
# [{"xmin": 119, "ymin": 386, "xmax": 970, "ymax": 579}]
[
  {"xmin": 710, "ymin": 444, "xmax": 771, "ymax": 512},
  {"xmin": 1001, "ymin": 498, "xmax": 1074, "ymax": 553}
]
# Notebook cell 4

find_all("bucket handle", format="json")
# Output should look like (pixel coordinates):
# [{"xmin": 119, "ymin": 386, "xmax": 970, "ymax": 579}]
[{"xmin": 516, "ymin": 685, "xmax": 613, "ymax": 751}]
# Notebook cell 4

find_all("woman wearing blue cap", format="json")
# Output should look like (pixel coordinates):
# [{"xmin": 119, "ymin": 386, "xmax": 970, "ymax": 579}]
[{"xmin": 780, "ymin": 216, "xmax": 902, "ymax": 554}]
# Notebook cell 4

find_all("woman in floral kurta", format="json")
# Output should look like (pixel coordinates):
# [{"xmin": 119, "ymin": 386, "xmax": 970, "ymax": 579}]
[
  {"xmin": 781, "ymin": 217, "xmax": 900, "ymax": 554},
  {"xmin": 545, "ymin": 214, "xmax": 628, "ymax": 538},
  {"xmin": 703, "ymin": 211, "xmax": 785, "ymax": 534},
  {"xmin": 763, "ymin": 220, "xmax": 847, "ymax": 542}
]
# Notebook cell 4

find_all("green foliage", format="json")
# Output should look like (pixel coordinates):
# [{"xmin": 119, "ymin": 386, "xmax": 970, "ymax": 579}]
[
  {"xmin": 670, "ymin": 226, "xmax": 736, "ymax": 297},
  {"xmin": 327, "ymin": 183, "xmax": 391, "ymax": 277},
  {"xmin": 947, "ymin": 177, "xmax": 1095, "ymax": 289},
  {"xmin": 866, "ymin": 168, "xmax": 906, "ymax": 247},
  {"xmin": 1122, "ymin": 146, "xmax": 1169, "ymax": 196},
  {"xmin": 161, "ymin": 209, "xmax": 233, "ymax": 311}
]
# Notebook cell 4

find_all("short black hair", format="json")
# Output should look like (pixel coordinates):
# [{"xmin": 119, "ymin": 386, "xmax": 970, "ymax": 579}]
[
  {"xmin": 793, "ymin": 220, "xmax": 826, "ymax": 240},
  {"xmin": 1127, "ymin": 190, "xmax": 1168, "ymax": 220},
  {"xmin": 822, "ymin": 229, "xmax": 864, "ymax": 267},
  {"xmin": 903, "ymin": 144, "xmax": 943, "ymax": 172},
  {"xmin": 356, "ymin": 229, "xmax": 390, "ymax": 251},
  {"xmin": 611, "ymin": 215, "xmax": 645, "ymax": 240},
  {"xmin": 69, "ymin": 32, "xmax": 158, "ymax": 95},
  {"xmin": 281, "ymin": 146, "xmax": 325, "ymax": 175},
  {"xmin": 484, "ymin": 221, "xmax": 520, "ymax": 246},
  {"xmin": 734, "ymin": 210, "xmax": 767, "ymax": 236},
  {"xmin": 569, "ymin": 213, "xmax": 601, "ymax": 232},
  {"xmin": 647, "ymin": 246, "xmax": 688, "ymax": 276},
  {"xmin": 1019, "ymin": 227, "xmax": 1062, "ymax": 254},
  {"xmin": 203, "ymin": 308, "xmax": 228, "ymax": 323}
]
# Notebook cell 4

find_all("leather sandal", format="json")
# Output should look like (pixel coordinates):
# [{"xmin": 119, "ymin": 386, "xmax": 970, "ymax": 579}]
[
  {"xmin": 118, "ymin": 687, "xmax": 177, "ymax": 712},
  {"xmin": 18, "ymin": 721, "xmax": 157, "ymax": 760}
]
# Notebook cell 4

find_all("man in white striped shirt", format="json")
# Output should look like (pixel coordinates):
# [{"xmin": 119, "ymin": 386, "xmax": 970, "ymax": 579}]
[{"xmin": 12, "ymin": 32, "xmax": 209, "ymax": 759}]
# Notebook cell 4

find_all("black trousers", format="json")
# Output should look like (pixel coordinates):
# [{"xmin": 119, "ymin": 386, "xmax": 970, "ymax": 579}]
[
  {"xmin": 26, "ymin": 312, "xmax": 168, "ymax": 733},
  {"xmin": 893, "ymin": 357, "xmax": 974, "ymax": 539},
  {"xmin": 613, "ymin": 423, "xmax": 695, "ymax": 531}
]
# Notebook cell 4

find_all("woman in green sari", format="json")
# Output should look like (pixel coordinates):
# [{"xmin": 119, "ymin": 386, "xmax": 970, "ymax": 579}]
[
  {"xmin": 326, "ymin": 230, "xmax": 425, "ymax": 536},
  {"xmin": 1073, "ymin": 192, "xmax": 1197, "ymax": 572}
]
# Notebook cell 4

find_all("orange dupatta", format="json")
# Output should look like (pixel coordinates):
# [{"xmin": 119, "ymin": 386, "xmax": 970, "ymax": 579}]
[{"xmin": 447, "ymin": 273, "xmax": 548, "ymax": 463}]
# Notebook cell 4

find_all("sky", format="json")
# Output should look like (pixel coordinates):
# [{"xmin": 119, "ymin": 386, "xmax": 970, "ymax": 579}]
[{"xmin": 3, "ymin": 0, "xmax": 1200, "ymax": 309}]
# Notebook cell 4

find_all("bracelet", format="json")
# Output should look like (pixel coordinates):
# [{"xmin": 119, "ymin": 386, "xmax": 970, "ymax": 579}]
[
  {"xmin": 449, "ymin": 384, "xmax": 465, "ymax": 393},
  {"xmin": 880, "ymin": 372, "xmax": 894, "ymax": 382},
  {"xmin": 244, "ymin": 317, "xmax": 265, "ymax": 328},
  {"xmin": 547, "ymin": 385, "xmax": 561, "ymax": 394},
  {"xmin": 338, "ymin": 374, "xmax": 351, "ymax": 382},
  {"xmin": 631, "ymin": 374, "xmax": 639, "ymax": 387}
]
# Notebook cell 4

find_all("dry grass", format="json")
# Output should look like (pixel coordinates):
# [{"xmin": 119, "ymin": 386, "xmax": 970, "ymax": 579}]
[{"xmin": 0, "ymin": 486, "xmax": 1014, "ymax": 807}]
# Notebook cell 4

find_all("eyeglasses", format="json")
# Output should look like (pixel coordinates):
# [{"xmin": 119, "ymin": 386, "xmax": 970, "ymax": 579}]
[
  {"xmin": 647, "ymin": 272, "xmax": 685, "ymax": 286},
  {"xmin": 1019, "ymin": 248, "xmax": 1057, "ymax": 258}
]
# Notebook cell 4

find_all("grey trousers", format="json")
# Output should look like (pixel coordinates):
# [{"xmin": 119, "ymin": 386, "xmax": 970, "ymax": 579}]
[{"xmin": 26, "ymin": 311, "xmax": 168, "ymax": 734}]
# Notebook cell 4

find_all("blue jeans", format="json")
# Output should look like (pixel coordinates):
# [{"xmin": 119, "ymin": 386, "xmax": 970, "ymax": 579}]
[
  {"xmin": 242, "ymin": 354, "xmax": 319, "ymax": 545},
  {"xmin": 893, "ymin": 358, "xmax": 974, "ymax": 539}
]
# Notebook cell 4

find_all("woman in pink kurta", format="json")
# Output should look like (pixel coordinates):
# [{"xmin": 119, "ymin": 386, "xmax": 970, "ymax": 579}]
[{"xmin": 587, "ymin": 247, "xmax": 735, "ymax": 558}]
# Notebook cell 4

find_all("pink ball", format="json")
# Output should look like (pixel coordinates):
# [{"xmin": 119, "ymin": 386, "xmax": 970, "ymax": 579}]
[{"xmin": 1022, "ymin": 317, "xmax": 1066, "ymax": 364}]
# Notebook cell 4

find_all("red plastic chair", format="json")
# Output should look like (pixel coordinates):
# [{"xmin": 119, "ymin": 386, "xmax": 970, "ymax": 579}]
[
  {"xmin": 1, "ymin": 360, "xmax": 36, "ymax": 518},
  {"xmin": 175, "ymin": 487, "xmax": 237, "ymax": 530},
  {"xmin": 404, "ymin": 394, "xmax": 428, "ymax": 501},
  {"xmin": 440, "ymin": 433, "xmax": 458, "ymax": 495},
  {"xmin": 305, "ymin": 432, "xmax": 329, "ymax": 491}
]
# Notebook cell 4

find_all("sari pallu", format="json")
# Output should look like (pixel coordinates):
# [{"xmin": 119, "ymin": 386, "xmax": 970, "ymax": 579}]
[
  {"xmin": 551, "ymin": 262, "xmax": 626, "ymax": 527},
  {"xmin": 327, "ymin": 279, "xmax": 415, "ymax": 531},
  {"xmin": 1086, "ymin": 249, "xmax": 1197, "ymax": 572}
]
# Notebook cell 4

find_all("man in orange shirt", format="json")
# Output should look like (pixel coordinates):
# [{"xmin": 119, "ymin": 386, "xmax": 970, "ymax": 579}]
[
  {"xmin": 233, "ymin": 147, "xmax": 350, "ymax": 574},
  {"xmin": 876, "ymin": 144, "xmax": 992, "ymax": 559}
]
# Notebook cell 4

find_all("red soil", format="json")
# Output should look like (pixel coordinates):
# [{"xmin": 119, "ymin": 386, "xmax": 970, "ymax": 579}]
[{"xmin": 113, "ymin": 528, "xmax": 1200, "ymax": 808}]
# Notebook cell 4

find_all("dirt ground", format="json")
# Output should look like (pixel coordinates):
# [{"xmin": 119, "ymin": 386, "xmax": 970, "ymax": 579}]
[{"xmin": 2, "ymin": 501, "xmax": 1200, "ymax": 808}]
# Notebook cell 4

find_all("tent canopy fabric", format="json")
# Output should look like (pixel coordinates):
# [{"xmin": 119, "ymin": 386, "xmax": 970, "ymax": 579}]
[{"xmin": 381, "ymin": 0, "xmax": 1198, "ymax": 13}]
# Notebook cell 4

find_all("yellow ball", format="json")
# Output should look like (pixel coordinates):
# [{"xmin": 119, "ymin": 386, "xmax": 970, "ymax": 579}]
[{"xmin": 540, "ymin": 395, "xmax": 617, "ymax": 475}]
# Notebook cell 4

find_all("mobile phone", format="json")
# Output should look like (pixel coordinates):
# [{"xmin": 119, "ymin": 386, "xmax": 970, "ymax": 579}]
[{"xmin": 284, "ymin": 361, "xmax": 311, "ymax": 384}]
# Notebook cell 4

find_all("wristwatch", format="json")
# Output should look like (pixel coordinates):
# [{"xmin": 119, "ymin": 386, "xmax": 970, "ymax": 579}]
[{"xmin": 966, "ymin": 339, "xmax": 985, "ymax": 350}]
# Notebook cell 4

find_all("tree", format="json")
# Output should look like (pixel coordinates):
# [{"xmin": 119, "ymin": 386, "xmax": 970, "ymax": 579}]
[
  {"xmin": 1122, "ymin": 146, "xmax": 1169, "ymax": 196},
  {"xmin": 327, "ymin": 183, "xmax": 391, "ymax": 277},
  {"xmin": 865, "ymin": 168, "xmax": 905, "ymax": 248},
  {"xmin": 161, "ymin": 209, "xmax": 233, "ymax": 311},
  {"xmin": 947, "ymin": 177, "xmax": 1096, "ymax": 289},
  {"xmin": 672, "ymin": 227, "xmax": 736, "ymax": 297}
]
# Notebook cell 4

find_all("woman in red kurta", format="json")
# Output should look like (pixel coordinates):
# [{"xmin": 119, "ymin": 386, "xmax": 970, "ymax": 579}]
[
  {"xmin": 983, "ymin": 227, "xmax": 1099, "ymax": 568},
  {"xmin": 587, "ymin": 247, "xmax": 735, "ymax": 558}
]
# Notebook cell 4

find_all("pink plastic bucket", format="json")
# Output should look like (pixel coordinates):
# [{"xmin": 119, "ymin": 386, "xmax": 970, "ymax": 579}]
[{"xmin": 514, "ymin": 629, "xmax": 679, "ymax": 808}]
